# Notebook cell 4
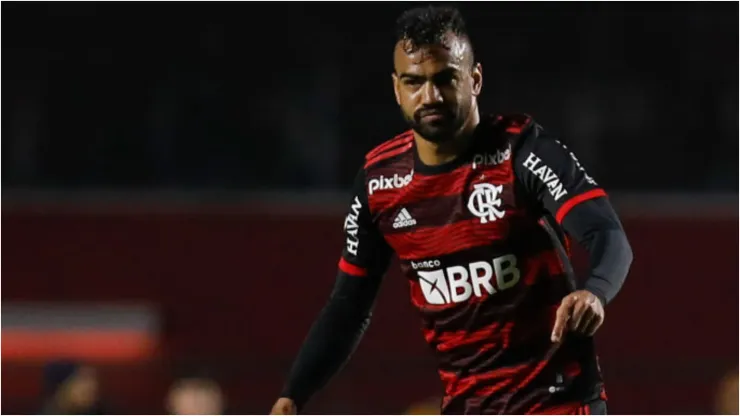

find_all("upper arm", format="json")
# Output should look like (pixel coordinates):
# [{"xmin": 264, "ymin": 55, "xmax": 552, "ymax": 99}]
[
  {"xmin": 514, "ymin": 129, "xmax": 607, "ymax": 224},
  {"xmin": 338, "ymin": 168, "xmax": 393, "ymax": 280}
]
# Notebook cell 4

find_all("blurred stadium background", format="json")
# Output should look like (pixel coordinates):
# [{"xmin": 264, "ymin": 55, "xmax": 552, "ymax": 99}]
[{"xmin": 2, "ymin": 2, "xmax": 738, "ymax": 414}]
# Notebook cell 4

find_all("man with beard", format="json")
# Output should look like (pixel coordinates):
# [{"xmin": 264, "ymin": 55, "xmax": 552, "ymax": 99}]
[{"xmin": 271, "ymin": 5, "xmax": 632, "ymax": 415}]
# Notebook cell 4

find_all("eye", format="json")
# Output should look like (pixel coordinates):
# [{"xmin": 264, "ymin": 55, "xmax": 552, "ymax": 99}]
[
  {"xmin": 403, "ymin": 77, "xmax": 424, "ymax": 87},
  {"xmin": 434, "ymin": 71, "xmax": 457, "ymax": 87}
]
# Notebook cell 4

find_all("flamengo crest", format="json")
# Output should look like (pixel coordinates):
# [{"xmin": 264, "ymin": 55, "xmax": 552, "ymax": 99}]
[{"xmin": 467, "ymin": 183, "xmax": 505, "ymax": 224}]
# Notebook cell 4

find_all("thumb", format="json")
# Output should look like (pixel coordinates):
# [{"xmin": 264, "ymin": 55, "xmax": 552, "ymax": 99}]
[
  {"xmin": 551, "ymin": 298, "xmax": 574, "ymax": 343},
  {"xmin": 271, "ymin": 398, "xmax": 297, "ymax": 415}
]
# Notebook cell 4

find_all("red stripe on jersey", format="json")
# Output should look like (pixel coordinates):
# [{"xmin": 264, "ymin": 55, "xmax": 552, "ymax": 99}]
[
  {"xmin": 428, "ymin": 306, "xmax": 561, "ymax": 354},
  {"xmin": 555, "ymin": 188, "xmax": 607, "ymax": 223},
  {"xmin": 338, "ymin": 258, "xmax": 367, "ymax": 276},
  {"xmin": 368, "ymin": 163, "xmax": 513, "ymax": 212},
  {"xmin": 386, "ymin": 216, "xmax": 513, "ymax": 260},
  {"xmin": 364, "ymin": 141, "xmax": 414, "ymax": 169},
  {"xmin": 365, "ymin": 131, "xmax": 413, "ymax": 161},
  {"xmin": 527, "ymin": 402, "xmax": 545, "ymax": 414},
  {"xmin": 512, "ymin": 343, "xmax": 559, "ymax": 392},
  {"xmin": 539, "ymin": 249, "xmax": 567, "ymax": 281},
  {"xmin": 532, "ymin": 401, "xmax": 589, "ymax": 415},
  {"xmin": 504, "ymin": 115, "xmax": 531, "ymax": 134},
  {"xmin": 429, "ymin": 322, "xmax": 509, "ymax": 353},
  {"xmin": 475, "ymin": 379, "xmax": 515, "ymax": 398},
  {"xmin": 439, "ymin": 363, "xmax": 530, "ymax": 397}
]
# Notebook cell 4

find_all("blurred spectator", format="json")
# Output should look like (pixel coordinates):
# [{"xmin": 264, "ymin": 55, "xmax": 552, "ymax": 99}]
[
  {"xmin": 39, "ymin": 361, "xmax": 105, "ymax": 415},
  {"xmin": 714, "ymin": 369, "xmax": 739, "ymax": 415},
  {"xmin": 404, "ymin": 396, "xmax": 441, "ymax": 415},
  {"xmin": 166, "ymin": 373, "xmax": 225, "ymax": 415}
]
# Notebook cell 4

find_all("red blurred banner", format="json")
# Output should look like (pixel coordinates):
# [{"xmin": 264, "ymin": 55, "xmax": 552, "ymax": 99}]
[{"xmin": 2, "ymin": 206, "xmax": 737, "ymax": 414}]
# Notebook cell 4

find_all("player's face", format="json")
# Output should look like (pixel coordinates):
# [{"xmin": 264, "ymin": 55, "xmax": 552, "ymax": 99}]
[{"xmin": 392, "ymin": 35, "xmax": 482, "ymax": 143}]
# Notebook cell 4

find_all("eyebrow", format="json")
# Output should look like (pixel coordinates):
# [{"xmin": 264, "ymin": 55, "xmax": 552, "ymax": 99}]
[{"xmin": 398, "ymin": 67, "xmax": 459, "ymax": 80}]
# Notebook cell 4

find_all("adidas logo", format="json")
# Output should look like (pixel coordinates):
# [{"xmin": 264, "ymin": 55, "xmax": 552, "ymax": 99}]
[{"xmin": 393, "ymin": 208, "xmax": 417, "ymax": 229}]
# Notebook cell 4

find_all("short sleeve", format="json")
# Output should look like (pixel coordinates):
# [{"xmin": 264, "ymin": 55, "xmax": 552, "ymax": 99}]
[
  {"xmin": 514, "ymin": 130, "xmax": 607, "ymax": 224},
  {"xmin": 339, "ymin": 168, "xmax": 393, "ymax": 277}
]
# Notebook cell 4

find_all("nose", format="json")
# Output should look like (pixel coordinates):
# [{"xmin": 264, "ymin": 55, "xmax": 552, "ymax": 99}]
[{"xmin": 420, "ymin": 81, "xmax": 443, "ymax": 105}]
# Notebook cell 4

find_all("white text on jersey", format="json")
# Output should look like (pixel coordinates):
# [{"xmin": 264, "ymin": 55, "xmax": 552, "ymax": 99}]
[
  {"xmin": 522, "ymin": 153, "xmax": 568, "ymax": 201},
  {"xmin": 367, "ymin": 171, "xmax": 413, "ymax": 195},
  {"xmin": 417, "ymin": 255, "xmax": 521, "ymax": 305},
  {"xmin": 343, "ymin": 196, "xmax": 362, "ymax": 256},
  {"xmin": 393, "ymin": 208, "xmax": 417, "ymax": 229},
  {"xmin": 472, "ymin": 146, "xmax": 511, "ymax": 169}
]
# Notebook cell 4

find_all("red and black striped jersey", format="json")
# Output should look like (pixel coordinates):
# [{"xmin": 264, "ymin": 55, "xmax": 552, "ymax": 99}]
[{"xmin": 338, "ymin": 114, "xmax": 608, "ymax": 414}]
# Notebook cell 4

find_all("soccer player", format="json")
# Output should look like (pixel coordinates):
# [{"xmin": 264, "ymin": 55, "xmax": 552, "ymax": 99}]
[{"xmin": 271, "ymin": 6, "xmax": 633, "ymax": 415}]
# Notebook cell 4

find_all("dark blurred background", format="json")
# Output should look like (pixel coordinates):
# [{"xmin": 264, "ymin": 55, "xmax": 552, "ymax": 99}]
[{"xmin": 2, "ymin": 2, "xmax": 738, "ymax": 415}]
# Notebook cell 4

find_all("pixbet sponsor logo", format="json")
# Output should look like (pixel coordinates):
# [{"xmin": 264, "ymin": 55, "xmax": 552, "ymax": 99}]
[
  {"xmin": 471, "ymin": 146, "xmax": 511, "ymax": 169},
  {"xmin": 417, "ymin": 255, "xmax": 521, "ymax": 305},
  {"xmin": 367, "ymin": 171, "xmax": 413, "ymax": 195}
]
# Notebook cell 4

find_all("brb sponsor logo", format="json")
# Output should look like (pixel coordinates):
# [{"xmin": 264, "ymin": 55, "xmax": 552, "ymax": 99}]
[
  {"xmin": 410, "ymin": 259, "xmax": 441, "ymax": 270},
  {"xmin": 472, "ymin": 146, "xmax": 511, "ymax": 169},
  {"xmin": 417, "ymin": 255, "xmax": 520, "ymax": 305},
  {"xmin": 368, "ymin": 170, "xmax": 413, "ymax": 195}
]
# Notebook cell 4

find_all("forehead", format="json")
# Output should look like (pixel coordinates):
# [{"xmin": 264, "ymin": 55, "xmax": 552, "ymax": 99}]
[{"xmin": 394, "ymin": 36, "xmax": 469, "ymax": 74}]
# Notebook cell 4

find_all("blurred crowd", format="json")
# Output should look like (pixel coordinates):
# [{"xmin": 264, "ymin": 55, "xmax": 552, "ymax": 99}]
[
  {"xmin": 38, "ymin": 361, "xmax": 225, "ymax": 415},
  {"xmin": 35, "ymin": 360, "xmax": 739, "ymax": 415}
]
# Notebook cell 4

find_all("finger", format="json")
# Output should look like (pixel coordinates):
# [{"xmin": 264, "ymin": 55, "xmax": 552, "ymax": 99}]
[
  {"xmin": 550, "ymin": 314, "xmax": 568, "ymax": 343},
  {"xmin": 570, "ymin": 299, "xmax": 589, "ymax": 331},
  {"xmin": 584, "ymin": 313, "xmax": 604, "ymax": 336},
  {"xmin": 576, "ymin": 311, "xmax": 596, "ymax": 334},
  {"xmin": 551, "ymin": 301, "xmax": 573, "ymax": 342}
]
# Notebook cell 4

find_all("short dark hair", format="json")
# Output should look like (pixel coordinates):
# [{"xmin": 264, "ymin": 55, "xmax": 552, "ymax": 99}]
[{"xmin": 395, "ymin": 5, "xmax": 473, "ymax": 58}]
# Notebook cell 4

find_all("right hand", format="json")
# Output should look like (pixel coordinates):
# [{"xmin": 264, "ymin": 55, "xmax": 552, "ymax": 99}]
[{"xmin": 270, "ymin": 398, "xmax": 298, "ymax": 415}]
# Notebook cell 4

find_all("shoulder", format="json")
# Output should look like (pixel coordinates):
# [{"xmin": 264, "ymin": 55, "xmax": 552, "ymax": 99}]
[
  {"xmin": 491, "ymin": 113, "xmax": 537, "ymax": 135},
  {"xmin": 359, "ymin": 130, "xmax": 415, "ymax": 206},
  {"xmin": 478, "ymin": 114, "xmax": 569, "ymax": 162},
  {"xmin": 364, "ymin": 130, "xmax": 415, "ymax": 170},
  {"xmin": 480, "ymin": 113, "xmax": 543, "ymax": 150}
]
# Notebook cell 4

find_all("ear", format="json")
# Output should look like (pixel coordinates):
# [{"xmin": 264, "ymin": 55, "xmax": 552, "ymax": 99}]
[
  {"xmin": 392, "ymin": 72, "xmax": 401, "ymax": 106},
  {"xmin": 471, "ymin": 63, "xmax": 483, "ymax": 97}
]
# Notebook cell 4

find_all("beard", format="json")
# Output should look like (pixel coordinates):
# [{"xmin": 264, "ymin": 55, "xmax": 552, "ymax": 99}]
[{"xmin": 402, "ymin": 104, "xmax": 468, "ymax": 144}]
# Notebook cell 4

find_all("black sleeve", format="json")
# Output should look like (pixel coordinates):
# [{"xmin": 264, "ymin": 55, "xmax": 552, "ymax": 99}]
[
  {"xmin": 514, "ymin": 128, "xmax": 604, "ymax": 223},
  {"xmin": 514, "ymin": 129, "xmax": 632, "ymax": 305},
  {"xmin": 561, "ymin": 199, "xmax": 633, "ymax": 305},
  {"xmin": 280, "ymin": 168, "xmax": 393, "ymax": 411}
]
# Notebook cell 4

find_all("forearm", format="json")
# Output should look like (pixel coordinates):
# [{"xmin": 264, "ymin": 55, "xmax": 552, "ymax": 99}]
[
  {"xmin": 581, "ymin": 228, "xmax": 632, "ymax": 305},
  {"xmin": 562, "ymin": 198, "xmax": 633, "ymax": 305},
  {"xmin": 280, "ymin": 272, "xmax": 377, "ymax": 410}
]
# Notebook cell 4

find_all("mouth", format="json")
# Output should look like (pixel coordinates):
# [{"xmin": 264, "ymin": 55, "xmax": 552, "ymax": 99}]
[{"xmin": 418, "ymin": 110, "xmax": 448, "ymax": 123}]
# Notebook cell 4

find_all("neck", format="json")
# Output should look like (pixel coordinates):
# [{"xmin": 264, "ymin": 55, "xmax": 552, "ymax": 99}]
[{"xmin": 414, "ymin": 107, "xmax": 480, "ymax": 166}]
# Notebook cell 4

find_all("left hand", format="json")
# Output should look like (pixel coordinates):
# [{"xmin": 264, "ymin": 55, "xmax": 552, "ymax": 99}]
[{"xmin": 551, "ymin": 290, "xmax": 604, "ymax": 343}]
